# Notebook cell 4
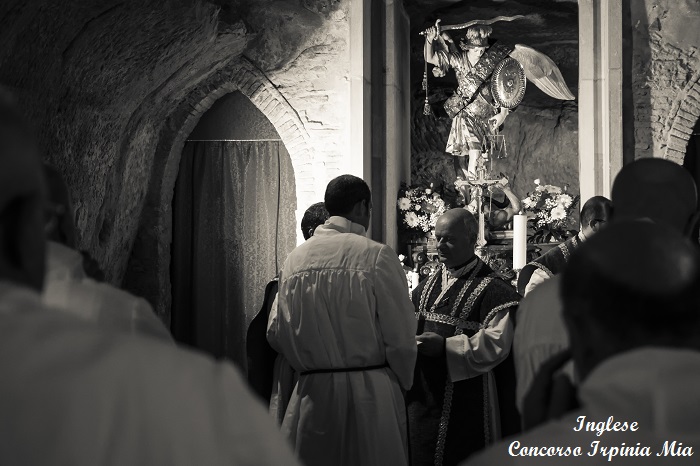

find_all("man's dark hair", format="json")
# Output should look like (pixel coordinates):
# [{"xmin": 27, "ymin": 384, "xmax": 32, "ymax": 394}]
[
  {"xmin": 324, "ymin": 175, "xmax": 371, "ymax": 217},
  {"xmin": 580, "ymin": 195, "xmax": 612, "ymax": 228},
  {"xmin": 561, "ymin": 221, "xmax": 700, "ymax": 350},
  {"xmin": 611, "ymin": 158, "xmax": 698, "ymax": 233},
  {"xmin": 301, "ymin": 202, "xmax": 329, "ymax": 240}
]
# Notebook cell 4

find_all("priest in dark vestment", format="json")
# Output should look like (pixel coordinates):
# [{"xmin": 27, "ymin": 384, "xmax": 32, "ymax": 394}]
[
  {"xmin": 407, "ymin": 209, "xmax": 521, "ymax": 466},
  {"xmin": 516, "ymin": 195, "xmax": 612, "ymax": 296}
]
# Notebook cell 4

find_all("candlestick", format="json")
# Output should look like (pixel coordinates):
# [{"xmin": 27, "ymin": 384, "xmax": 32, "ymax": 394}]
[{"xmin": 513, "ymin": 213, "xmax": 527, "ymax": 270}]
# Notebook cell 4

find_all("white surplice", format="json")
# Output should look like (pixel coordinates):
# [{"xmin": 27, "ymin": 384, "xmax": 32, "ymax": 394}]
[
  {"xmin": 464, "ymin": 348, "xmax": 700, "ymax": 465},
  {"xmin": 269, "ymin": 216, "xmax": 417, "ymax": 466},
  {"xmin": 0, "ymin": 281, "xmax": 301, "ymax": 466},
  {"xmin": 42, "ymin": 241, "xmax": 173, "ymax": 342}
]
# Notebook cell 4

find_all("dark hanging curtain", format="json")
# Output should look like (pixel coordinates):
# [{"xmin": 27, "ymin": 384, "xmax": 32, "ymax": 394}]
[{"xmin": 170, "ymin": 140, "xmax": 297, "ymax": 369}]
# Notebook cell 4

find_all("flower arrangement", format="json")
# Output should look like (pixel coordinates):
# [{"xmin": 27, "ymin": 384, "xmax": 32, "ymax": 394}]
[
  {"xmin": 397, "ymin": 183, "xmax": 449, "ymax": 239},
  {"xmin": 521, "ymin": 179, "xmax": 580, "ymax": 243}
]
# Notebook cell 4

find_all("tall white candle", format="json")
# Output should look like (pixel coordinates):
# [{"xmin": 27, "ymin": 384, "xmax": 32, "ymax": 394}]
[{"xmin": 513, "ymin": 214, "xmax": 527, "ymax": 270}]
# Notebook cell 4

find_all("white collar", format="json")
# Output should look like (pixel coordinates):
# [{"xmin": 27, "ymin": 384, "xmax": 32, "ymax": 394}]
[
  {"xmin": 445, "ymin": 256, "xmax": 479, "ymax": 278},
  {"xmin": 318, "ymin": 216, "xmax": 367, "ymax": 237}
]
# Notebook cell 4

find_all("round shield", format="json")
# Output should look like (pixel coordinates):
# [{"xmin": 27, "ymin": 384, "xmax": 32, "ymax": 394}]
[{"xmin": 490, "ymin": 57, "xmax": 526, "ymax": 109}]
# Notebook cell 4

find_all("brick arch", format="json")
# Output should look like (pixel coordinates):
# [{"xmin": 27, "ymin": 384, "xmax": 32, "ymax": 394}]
[
  {"xmin": 161, "ymin": 57, "xmax": 317, "ymax": 218},
  {"xmin": 126, "ymin": 56, "xmax": 318, "ymax": 322},
  {"xmin": 663, "ymin": 71, "xmax": 700, "ymax": 164}
]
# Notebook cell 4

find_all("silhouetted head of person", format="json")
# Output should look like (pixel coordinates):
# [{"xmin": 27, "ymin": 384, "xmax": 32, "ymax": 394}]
[
  {"xmin": 0, "ymin": 96, "xmax": 46, "ymax": 291},
  {"xmin": 324, "ymin": 175, "xmax": 372, "ymax": 231},
  {"xmin": 579, "ymin": 195, "xmax": 612, "ymax": 237},
  {"xmin": 43, "ymin": 164, "xmax": 77, "ymax": 248},
  {"xmin": 611, "ymin": 158, "xmax": 698, "ymax": 235},
  {"xmin": 301, "ymin": 202, "xmax": 329, "ymax": 240},
  {"xmin": 435, "ymin": 208, "xmax": 478, "ymax": 268},
  {"xmin": 561, "ymin": 221, "xmax": 700, "ymax": 382}
]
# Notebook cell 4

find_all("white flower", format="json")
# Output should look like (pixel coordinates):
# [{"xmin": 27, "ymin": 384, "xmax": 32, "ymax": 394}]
[
  {"xmin": 534, "ymin": 179, "xmax": 541, "ymax": 185},
  {"xmin": 398, "ymin": 254, "xmax": 406, "ymax": 263},
  {"xmin": 522, "ymin": 197, "xmax": 533, "ymax": 208},
  {"xmin": 397, "ymin": 197, "xmax": 411, "ymax": 211},
  {"xmin": 545, "ymin": 185, "xmax": 562, "ymax": 194},
  {"xmin": 405, "ymin": 212, "xmax": 420, "ymax": 228},
  {"xmin": 415, "ymin": 204, "xmax": 421, "ymax": 211},
  {"xmin": 550, "ymin": 206, "xmax": 567, "ymax": 220},
  {"xmin": 558, "ymin": 194, "xmax": 573, "ymax": 208}
]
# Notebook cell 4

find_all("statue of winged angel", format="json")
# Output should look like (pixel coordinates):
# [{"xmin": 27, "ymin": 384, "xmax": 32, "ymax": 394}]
[{"xmin": 422, "ymin": 16, "xmax": 575, "ymax": 184}]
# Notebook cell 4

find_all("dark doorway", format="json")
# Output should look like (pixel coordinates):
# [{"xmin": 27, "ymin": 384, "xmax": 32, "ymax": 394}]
[{"xmin": 170, "ymin": 92, "xmax": 297, "ymax": 369}]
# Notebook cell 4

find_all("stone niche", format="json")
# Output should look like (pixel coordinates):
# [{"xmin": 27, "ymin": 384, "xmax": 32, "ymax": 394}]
[
  {"xmin": 0, "ymin": 0, "xmax": 353, "ymax": 322},
  {"xmin": 406, "ymin": 0, "xmax": 580, "ymax": 208}
]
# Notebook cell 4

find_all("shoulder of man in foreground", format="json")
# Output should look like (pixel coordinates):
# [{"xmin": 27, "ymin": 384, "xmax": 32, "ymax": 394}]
[
  {"xmin": 43, "ymin": 274, "xmax": 173, "ymax": 343},
  {"xmin": 515, "ymin": 276, "xmax": 562, "ymax": 327},
  {"xmin": 0, "ymin": 299, "xmax": 301, "ymax": 466}
]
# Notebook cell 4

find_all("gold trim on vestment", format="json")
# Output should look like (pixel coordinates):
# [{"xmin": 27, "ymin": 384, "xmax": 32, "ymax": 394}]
[
  {"xmin": 458, "ymin": 278, "xmax": 492, "ymax": 321},
  {"xmin": 434, "ymin": 379, "xmax": 454, "ymax": 466},
  {"xmin": 559, "ymin": 235, "xmax": 580, "ymax": 263},
  {"xmin": 483, "ymin": 374, "xmax": 491, "ymax": 445},
  {"xmin": 482, "ymin": 301, "xmax": 519, "ymax": 326},
  {"xmin": 421, "ymin": 265, "xmax": 493, "ymax": 466},
  {"xmin": 421, "ymin": 312, "xmax": 482, "ymax": 332},
  {"xmin": 531, "ymin": 262, "xmax": 553, "ymax": 278}
]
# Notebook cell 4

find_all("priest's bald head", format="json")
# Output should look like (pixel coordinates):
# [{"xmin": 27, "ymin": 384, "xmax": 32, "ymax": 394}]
[
  {"xmin": 561, "ymin": 221, "xmax": 700, "ymax": 381},
  {"xmin": 435, "ymin": 208, "xmax": 478, "ymax": 268},
  {"xmin": 0, "ymin": 96, "xmax": 46, "ymax": 291}
]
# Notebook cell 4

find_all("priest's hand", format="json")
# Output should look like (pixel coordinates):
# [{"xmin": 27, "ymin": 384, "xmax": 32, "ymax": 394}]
[{"xmin": 416, "ymin": 332, "xmax": 445, "ymax": 357}]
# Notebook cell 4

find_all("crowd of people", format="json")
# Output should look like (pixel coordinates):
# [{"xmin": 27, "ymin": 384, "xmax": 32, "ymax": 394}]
[{"xmin": 2, "ymin": 91, "xmax": 699, "ymax": 466}]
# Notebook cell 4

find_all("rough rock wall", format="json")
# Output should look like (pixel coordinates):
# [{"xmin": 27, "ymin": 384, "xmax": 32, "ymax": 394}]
[
  {"xmin": 0, "ymin": 0, "xmax": 248, "ymax": 284},
  {"xmin": 631, "ymin": 0, "xmax": 700, "ymax": 162},
  {"xmin": 0, "ymin": 0, "xmax": 351, "ymax": 300}
]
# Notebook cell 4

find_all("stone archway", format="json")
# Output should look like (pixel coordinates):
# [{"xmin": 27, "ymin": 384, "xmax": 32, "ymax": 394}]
[
  {"xmin": 125, "ymin": 56, "xmax": 316, "ymax": 323},
  {"xmin": 663, "ymin": 71, "xmax": 700, "ymax": 164}
]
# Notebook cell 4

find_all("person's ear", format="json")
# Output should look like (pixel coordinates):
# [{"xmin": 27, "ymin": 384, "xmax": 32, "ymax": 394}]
[{"xmin": 361, "ymin": 199, "xmax": 372, "ymax": 217}]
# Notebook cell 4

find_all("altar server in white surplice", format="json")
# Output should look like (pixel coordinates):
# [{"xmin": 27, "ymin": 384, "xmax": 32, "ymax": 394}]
[
  {"xmin": 0, "ymin": 94, "xmax": 300, "ymax": 466},
  {"xmin": 269, "ymin": 174, "xmax": 417, "ymax": 466}
]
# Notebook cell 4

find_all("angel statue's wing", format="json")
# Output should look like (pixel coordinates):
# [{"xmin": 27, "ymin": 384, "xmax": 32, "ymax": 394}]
[{"xmin": 510, "ymin": 44, "xmax": 575, "ymax": 100}]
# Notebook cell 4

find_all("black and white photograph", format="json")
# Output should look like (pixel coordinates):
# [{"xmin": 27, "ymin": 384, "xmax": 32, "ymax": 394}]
[{"xmin": 1, "ymin": 0, "xmax": 699, "ymax": 464}]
